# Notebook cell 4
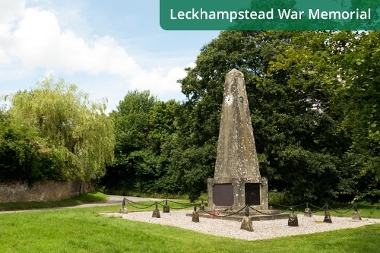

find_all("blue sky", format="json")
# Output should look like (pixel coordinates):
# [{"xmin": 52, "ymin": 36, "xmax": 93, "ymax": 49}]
[{"xmin": 0, "ymin": 0, "xmax": 219, "ymax": 111}]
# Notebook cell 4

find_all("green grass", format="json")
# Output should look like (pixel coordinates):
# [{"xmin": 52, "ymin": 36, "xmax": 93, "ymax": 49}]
[
  {"xmin": 1, "ymin": 195, "xmax": 380, "ymax": 252},
  {"xmin": 0, "ymin": 204, "xmax": 380, "ymax": 253},
  {"xmin": 0, "ymin": 192, "xmax": 108, "ymax": 211}
]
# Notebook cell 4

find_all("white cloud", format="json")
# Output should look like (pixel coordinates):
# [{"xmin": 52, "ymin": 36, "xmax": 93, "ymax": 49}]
[
  {"xmin": 0, "ymin": 0, "xmax": 24, "ymax": 66},
  {"xmin": 0, "ymin": 1, "xmax": 188, "ymax": 99},
  {"xmin": 0, "ymin": 0, "xmax": 24, "ymax": 30},
  {"xmin": 130, "ymin": 67, "xmax": 185, "ymax": 94},
  {"xmin": 8, "ymin": 8, "xmax": 142, "ymax": 76}
]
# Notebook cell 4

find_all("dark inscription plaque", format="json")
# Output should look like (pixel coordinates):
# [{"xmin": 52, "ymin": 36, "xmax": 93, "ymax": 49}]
[
  {"xmin": 245, "ymin": 183, "xmax": 260, "ymax": 205},
  {"xmin": 213, "ymin": 184, "xmax": 234, "ymax": 206}
]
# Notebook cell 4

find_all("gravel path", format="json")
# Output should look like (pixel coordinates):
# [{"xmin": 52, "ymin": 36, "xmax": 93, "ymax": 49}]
[{"xmin": 103, "ymin": 211, "xmax": 380, "ymax": 241}]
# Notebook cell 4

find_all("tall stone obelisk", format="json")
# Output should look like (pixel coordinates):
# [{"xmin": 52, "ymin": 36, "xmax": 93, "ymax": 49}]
[{"xmin": 207, "ymin": 69, "xmax": 268, "ymax": 211}]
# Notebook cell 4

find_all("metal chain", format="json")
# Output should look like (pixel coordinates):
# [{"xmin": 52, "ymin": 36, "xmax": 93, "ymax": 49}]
[
  {"xmin": 125, "ymin": 199, "xmax": 164, "ymax": 207},
  {"xmin": 269, "ymin": 201, "xmax": 291, "ymax": 208},
  {"xmin": 166, "ymin": 200, "xmax": 195, "ymax": 206},
  {"xmin": 309, "ymin": 203, "xmax": 327, "ymax": 210},
  {"xmin": 164, "ymin": 200, "xmax": 195, "ymax": 209},
  {"xmin": 269, "ymin": 202, "xmax": 306, "ymax": 214},
  {"xmin": 161, "ymin": 203, "xmax": 194, "ymax": 210},
  {"xmin": 293, "ymin": 203, "xmax": 307, "ymax": 208},
  {"xmin": 123, "ymin": 198, "xmax": 367, "ymax": 215},
  {"xmin": 249, "ymin": 205, "xmax": 274, "ymax": 215},
  {"xmin": 124, "ymin": 198, "xmax": 197, "ymax": 210},
  {"xmin": 222, "ymin": 206, "xmax": 247, "ymax": 217},
  {"xmin": 125, "ymin": 201, "xmax": 157, "ymax": 209},
  {"xmin": 198, "ymin": 205, "xmax": 247, "ymax": 217},
  {"xmin": 331, "ymin": 204, "xmax": 355, "ymax": 214}
]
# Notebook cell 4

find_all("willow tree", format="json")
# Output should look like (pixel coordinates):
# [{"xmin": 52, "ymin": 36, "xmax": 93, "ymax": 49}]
[{"xmin": 7, "ymin": 77, "xmax": 115, "ymax": 181}]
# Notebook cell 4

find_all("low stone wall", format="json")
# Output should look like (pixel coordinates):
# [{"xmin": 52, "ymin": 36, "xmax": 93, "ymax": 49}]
[{"xmin": 0, "ymin": 180, "xmax": 94, "ymax": 203}]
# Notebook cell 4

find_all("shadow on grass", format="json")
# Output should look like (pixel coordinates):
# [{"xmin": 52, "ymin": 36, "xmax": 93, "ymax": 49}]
[{"xmin": 0, "ymin": 191, "xmax": 108, "ymax": 211}]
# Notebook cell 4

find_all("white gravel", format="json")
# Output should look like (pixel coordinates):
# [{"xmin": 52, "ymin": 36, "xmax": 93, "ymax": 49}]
[{"xmin": 102, "ymin": 211, "xmax": 380, "ymax": 241}]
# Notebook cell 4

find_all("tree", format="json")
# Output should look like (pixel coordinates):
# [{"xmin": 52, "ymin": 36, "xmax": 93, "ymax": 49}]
[
  {"xmin": 99, "ymin": 30, "xmax": 380, "ymax": 203},
  {"xmin": 5, "ymin": 77, "xmax": 115, "ymax": 181},
  {"xmin": 331, "ymin": 31, "xmax": 380, "ymax": 203},
  {"xmin": 273, "ymin": 31, "xmax": 380, "ymax": 202},
  {"xmin": 178, "ymin": 30, "xmax": 351, "ymax": 202},
  {"xmin": 101, "ymin": 90, "xmax": 188, "ymax": 195},
  {"xmin": 102, "ymin": 90, "xmax": 158, "ymax": 193},
  {"xmin": 0, "ymin": 112, "xmax": 66, "ymax": 184}
]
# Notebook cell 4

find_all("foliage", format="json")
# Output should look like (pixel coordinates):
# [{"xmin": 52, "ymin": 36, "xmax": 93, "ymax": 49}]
[
  {"xmin": 273, "ymin": 31, "xmax": 380, "ymax": 203},
  {"xmin": 100, "ymin": 31, "xmax": 380, "ymax": 203},
  {"xmin": 2, "ymin": 77, "xmax": 115, "ymax": 182},
  {"xmin": 1, "ymin": 30, "xmax": 379, "ymax": 203},
  {"xmin": 101, "ymin": 91, "xmax": 184, "ymax": 195},
  {"xmin": 177, "ymin": 31, "xmax": 351, "ymax": 202},
  {"xmin": 0, "ymin": 112, "xmax": 64, "ymax": 184},
  {"xmin": 337, "ymin": 32, "xmax": 380, "ymax": 202}
]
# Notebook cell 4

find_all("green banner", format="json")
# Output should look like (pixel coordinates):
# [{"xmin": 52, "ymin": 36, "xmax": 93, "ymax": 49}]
[{"xmin": 160, "ymin": 0, "xmax": 380, "ymax": 30}]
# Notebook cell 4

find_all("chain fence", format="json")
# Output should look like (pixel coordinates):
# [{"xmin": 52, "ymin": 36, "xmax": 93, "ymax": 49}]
[
  {"xmin": 121, "ymin": 197, "xmax": 380, "ymax": 218},
  {"xmin": 197, "ymin": 205, "xmax": 247, "ymax": 217},
  {"xmin": 160, "ymin": 200, "xmax": 194, "ymax": 209},
  {"xmin": 269, "ymin": 201, "xmax": 360, "ymax": 216},
  {"xmin": 124, "ymin": 199, "xmax": 164, "ymax": 210},
  {"xmin": 111, "ymin": 197, "xmax": 380, "ymax": 233}
]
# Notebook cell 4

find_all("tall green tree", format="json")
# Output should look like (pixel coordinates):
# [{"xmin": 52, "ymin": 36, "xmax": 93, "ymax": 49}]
[
  {"xmin": 102, "ymin": 90, "xmax": 157, "ymax": 193},
  {"xmin": 102, "ymin": 90, "xmax": 185, "ymax": 195},
  {"xmin": 178, "ymin": 30, "xmax": 351, "ymax": 202},
  {"xmin": 341, "ymin": 31, "xmax": 380, "ymax": 202},
  {"xmin": 273, "ymin": 30, "xmax": 380, "ymax": 202},
  {"xmin": 5, "ymin": 77, "xmax": 115, "ymax": 181},
  {"xmin": 100, "ymin": 30, "xmax": 379, "ymax": 203}
]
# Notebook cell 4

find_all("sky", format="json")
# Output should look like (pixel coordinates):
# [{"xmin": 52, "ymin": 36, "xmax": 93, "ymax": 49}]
[{"xmin": 0, "ymin": 0, "xmax": 219, "ymax": 112}]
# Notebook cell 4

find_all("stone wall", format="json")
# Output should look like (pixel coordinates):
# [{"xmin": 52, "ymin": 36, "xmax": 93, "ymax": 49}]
[{"xmin": 0, "ymin": 180, "xmax": 94, "ymax": 203}]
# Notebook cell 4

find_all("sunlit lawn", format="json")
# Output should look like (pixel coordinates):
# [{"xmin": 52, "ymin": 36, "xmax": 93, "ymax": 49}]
[{"xmin": 1, "ymin": 199, "xmax": 380, "ymax": 253}]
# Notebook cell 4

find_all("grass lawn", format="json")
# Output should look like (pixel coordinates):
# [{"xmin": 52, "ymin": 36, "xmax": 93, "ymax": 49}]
[{"xmin": 1, "ymin": 199, "xmax": 380, "ymax": 253}]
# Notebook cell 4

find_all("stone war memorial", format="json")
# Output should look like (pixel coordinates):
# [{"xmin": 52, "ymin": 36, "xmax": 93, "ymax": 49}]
[{"xmin": 207, "ymin": 69, "xmax": 284, "ymax": 220}]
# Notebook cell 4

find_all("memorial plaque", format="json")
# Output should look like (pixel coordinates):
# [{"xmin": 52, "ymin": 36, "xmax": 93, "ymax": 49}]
[
  {"xmin": 213, "ymin": 184, "xmax": 234, "ymax": 206},
  {"xmin": 245, "ymin": 183, "xmax": 260, "ymax": 205}
]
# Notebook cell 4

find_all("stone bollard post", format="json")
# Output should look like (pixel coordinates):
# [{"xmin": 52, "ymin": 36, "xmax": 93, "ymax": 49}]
[
  {"xmin": 352, "ymin": 203, "xmax": 362, "ymax": 221},
  {"xmin": 200, "ymin": 200, "xmax": 205, "ymax": 211},
  {"xmin": 288, "ymin": 206, "xmax": 299, "ymax": 226},
  {"xmin": 304, "ymin": 202, "xmax": 312, "ymax": 217},
  {"xmin": 163, "ymin": 199, "xmax": 170, "ymax": 213},
  {"xmin": 152, "ymin": 202, "xmax": 161, "ymax": 218},
  {"xmin": 323, "ymin": 204, "xmax": 332, "ymax": 223},
  {"xmin": 119, "ymin": 197, "xmax": 128, "ymax": 214},
  {"xmin": 192, "ymin": 204, "xmax": 200, "ymax": 222},
  {"xmin": 240, "ymin": 205, "xmax": 253, "ymax": 232}
]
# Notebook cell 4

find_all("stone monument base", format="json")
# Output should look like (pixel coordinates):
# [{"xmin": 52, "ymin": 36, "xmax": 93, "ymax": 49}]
[
  {"xmin": 186, "ymin": 209, "xmax": 288, "ymax": 222},
  {"xmin": 207, "ymin": 177, "xmax": 269, "ymax": 212}
]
